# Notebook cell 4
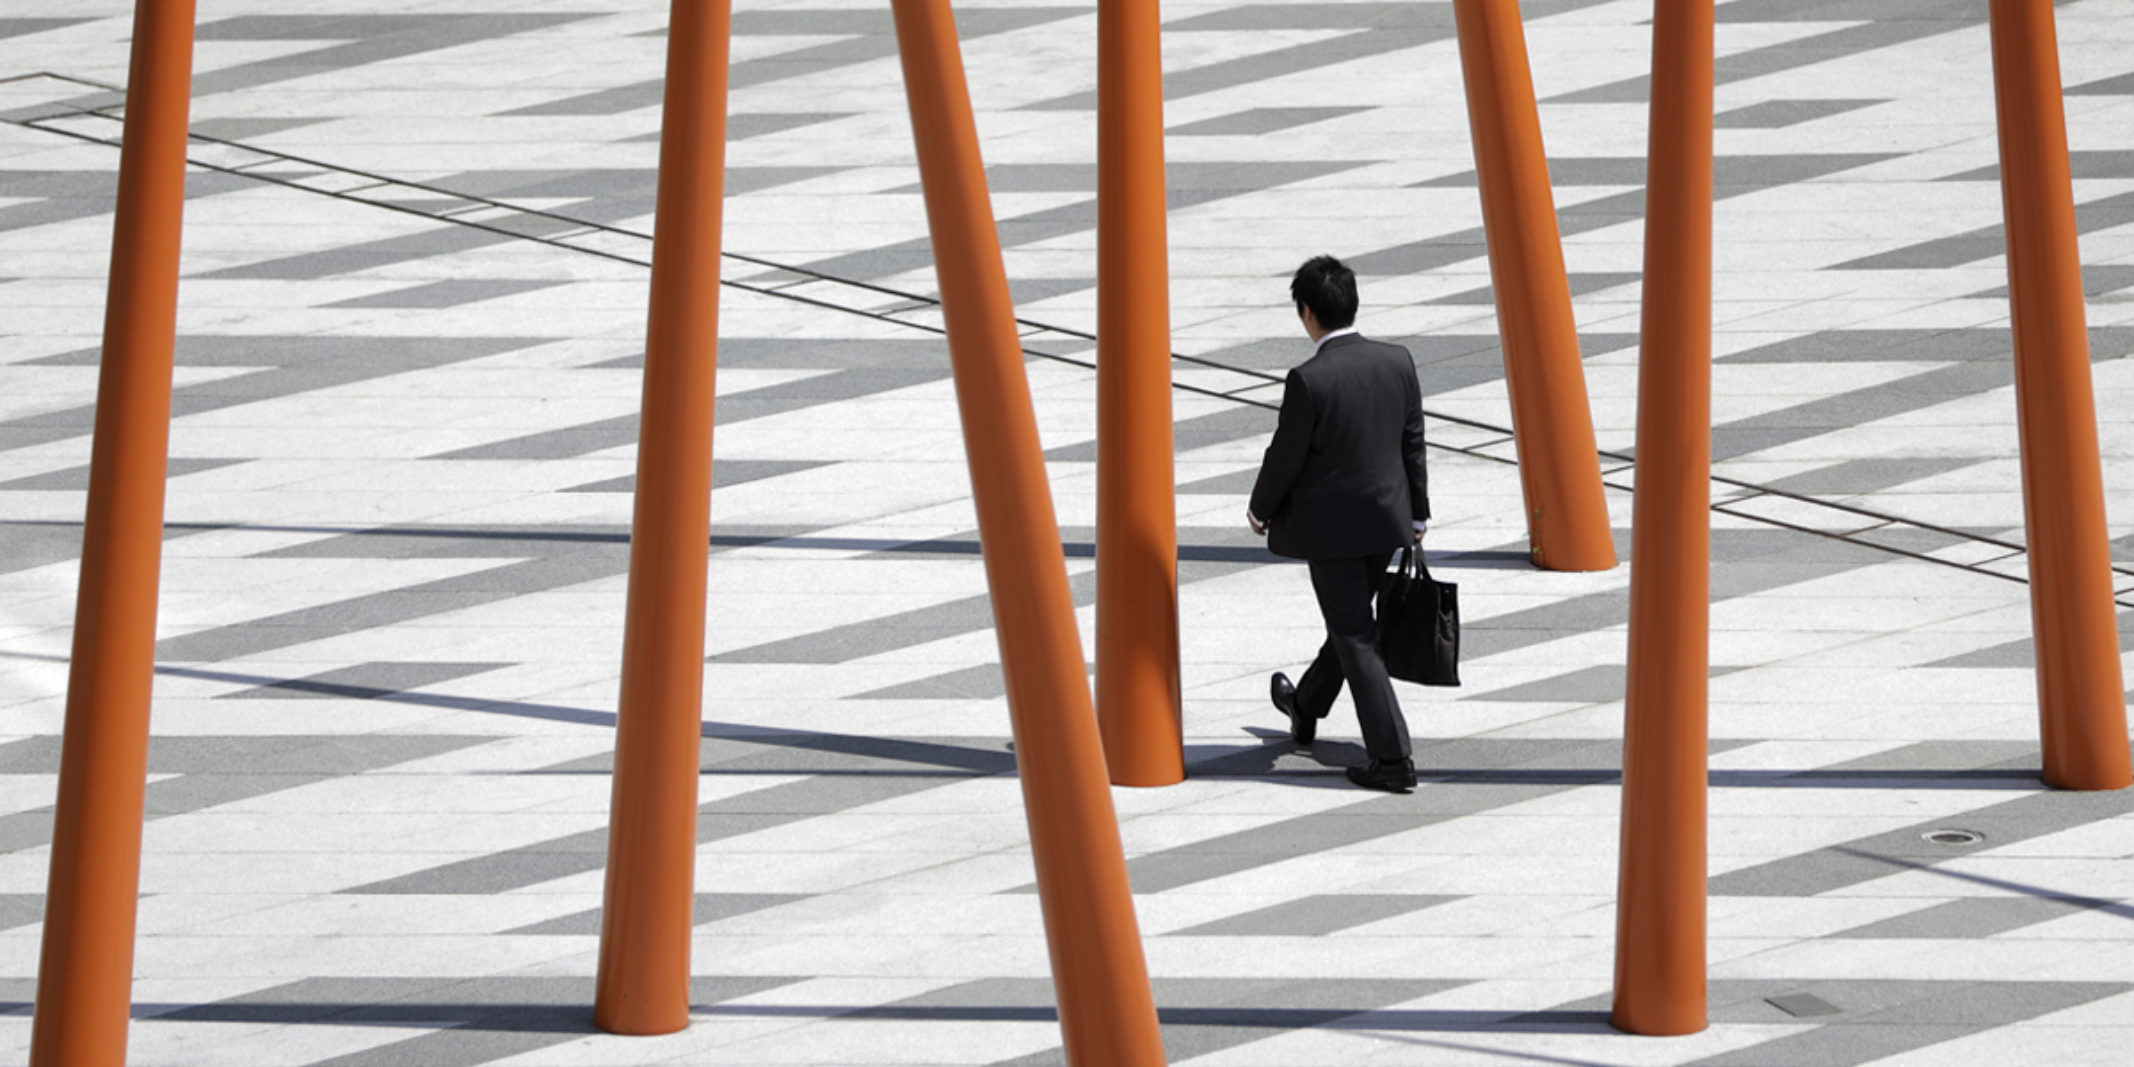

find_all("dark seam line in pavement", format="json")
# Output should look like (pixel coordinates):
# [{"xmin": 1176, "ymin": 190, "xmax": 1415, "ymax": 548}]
[
  {"xmin": 134, "ymin": 974, "xmax": 808, "ymax": 1066},
  {"xmin": 0, "ymin": 650, "xmax": 1015, "ymax": 779},
  {"xmin": 12, "ymin": 74, "xmax": 1169, "ymax": 354},
  {"xmin": 1706, "ymin": 499, "xmax": 2028, "ymax": 589},
  {"xmin": 12, "ymin": 655, "xmax": 2043, "ymax": 792},
  {"xmin": 909, "ymin": 976, "xmax": 1478, "ymax": 1066},
  {"xmin": 336, "ymin": 756, "xmax": 1020, "ymax": 895},
  {"xmin": 150, "ymin": 556, "xmax": 618, "ymax": 663},
  {"xmin": 12, "ymin": 104, "xmax": 1256, "ymax": 412},
  {"xmin": 0, "ymin": 78, "xmax": 1612, "ymax": 419},
  {"xmin": 1005, "ymin": 741, "xmax": 1724, "ymax": 896},
  {"xmin": 5, "ymin": 518, "xmax": 1270, "ymax": 666},
  {"xmin": 1036, "ymin": 732, "xmax": 2049, "ymax": 898},
  {"xmin": 0, "ymin": 726, "xmax": 493, "ymax": 855},
  {"xmin": 1709, "ymin": 784, "xmax": 2134, "ymax": 897},
  {"xmin": 155, "ymin": 660, "xmax": 617, "ymax": 728},
  {"xmin": 5, "ymin": 519, "xmax": 1265, "ymax": 560},
  {"xmin": 2, "ymin": 518, "xmax": 632, "ymax": 545},
  {"xmin": 1834, "ymin": 848, "xmax": 2134, "ymax": 920},
  {"xmin": 1518, "ymin": 977, "xmax": 2134, "ymax": 1067},
  {"xmin": 0, "ymin": 337, "xmax": 544, "ymax": 454},
  {"xmin": 1835, "ymin": 188, "xmax": 2134, "ymax": 271},
  {"xmin": 1541, "ymin": 17, "xmax": 1969, "ymax": 106},
  {"xmin": 12, "ymin": 72, "xmax": 2125, "ymax": 600}
]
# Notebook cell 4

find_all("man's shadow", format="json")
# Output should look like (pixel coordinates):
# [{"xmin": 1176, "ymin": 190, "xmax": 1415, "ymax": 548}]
[{"xmin": 1185, "ymin": 727, "xmax": 1369, "ymax": 787}]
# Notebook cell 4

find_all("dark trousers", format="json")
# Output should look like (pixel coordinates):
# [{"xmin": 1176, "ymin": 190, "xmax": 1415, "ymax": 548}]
[{"xmin": 1294, "ymin": 551, "xmax": 1412, "ymax": 762}]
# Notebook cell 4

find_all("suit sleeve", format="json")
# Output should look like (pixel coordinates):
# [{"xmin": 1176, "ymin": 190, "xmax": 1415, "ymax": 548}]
[
  {"xmin": 1249, "ymin": 369, "xmax": 1314, "ymax": 522},
  {"xmin": 1402, "ymin": 362, "xmax": 1429, "ymax": 522}
]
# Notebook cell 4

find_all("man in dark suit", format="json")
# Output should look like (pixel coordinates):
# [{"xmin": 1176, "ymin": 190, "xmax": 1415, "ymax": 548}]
[{"xmin": 1247, "ymin": 255, "xmax": 1428, "ymax": 793}]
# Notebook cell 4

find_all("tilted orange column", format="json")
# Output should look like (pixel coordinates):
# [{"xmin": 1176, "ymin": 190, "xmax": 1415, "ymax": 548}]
[
  {"xmin": 1987, "ymin": 0, "xmax": 2132, "ymax": 792},
  {"xmin": 595, "ymin": 0, "xmax": 731, "ymax": 1035},
  {"xmin": 1612, "ymin": 0, "xmax": 1713, "ymax": 1038},
  {"xmin": 30, "ymin": 3, "xmax": 197, "ymax": 1064},
  {"xmin": 1452, "ymin": 0, "xmax": 1616, "ymax": 573},
  {"xmin": 1096, "ymin": 0, "xmax": 1184, "ymax": 787},
  {"xmin": 890, "ymin": 0, "xmax": 1166, "ymax": 1061}
]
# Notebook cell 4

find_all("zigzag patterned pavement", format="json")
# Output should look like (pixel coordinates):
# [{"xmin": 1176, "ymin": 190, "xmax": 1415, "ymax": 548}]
[{"xmin": 3, "ymin": 0, "xmax": 2134, "ymax": 1062}]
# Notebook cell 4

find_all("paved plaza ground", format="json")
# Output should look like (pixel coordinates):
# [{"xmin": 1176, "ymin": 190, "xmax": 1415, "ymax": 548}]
[{"xmin": 5, "ymin": 0, "xmax": 2134, "ymax": 1063}]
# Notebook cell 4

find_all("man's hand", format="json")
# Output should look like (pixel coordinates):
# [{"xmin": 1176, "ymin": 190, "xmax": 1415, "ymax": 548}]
[
  {"xmin": 1247, "ymin": 509, "xmax": 1267, "ymax": 536},
  {"xmin": 1412, "ymin": 522, "xmax": 1427, "ymax": 544}
]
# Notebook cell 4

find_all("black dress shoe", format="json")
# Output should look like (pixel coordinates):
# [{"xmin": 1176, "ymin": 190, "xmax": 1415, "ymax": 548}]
[
  {"xmin": 1346, "ymin": 758, "xmax": 1418, "ymax": 793},
  {"xmin": 1270, "ymin": 671, "xmax": 1314, "ymax": 745}
]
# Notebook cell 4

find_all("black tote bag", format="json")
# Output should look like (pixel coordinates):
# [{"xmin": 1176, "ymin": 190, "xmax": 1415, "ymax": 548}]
[{"xmin": 1377, "ymin": 547, "xmax": 1460, "ymax": 686}]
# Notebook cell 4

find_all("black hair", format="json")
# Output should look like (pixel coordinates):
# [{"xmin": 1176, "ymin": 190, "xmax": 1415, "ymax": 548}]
[{"xmin": 1289, "ymin": 254, "xmax": 1358, "ymax": 330}]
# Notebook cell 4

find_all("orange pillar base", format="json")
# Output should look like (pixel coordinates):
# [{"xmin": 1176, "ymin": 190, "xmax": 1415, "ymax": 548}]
[
  {"xmin": 891, "ymin": 0, "xmax": 1167, "ymax": 1061},
  {"xmin": 594, "ymin": 0, "xmax": 732, "ymax": 1036},
  {"xmin": 1451, "ymin": 0, "xmax": 1617, "ymax": 575},
  {"xmin": 1986, "ymin": 0, "xmax": 2132, "ymax": 793},
  {"xmin": 31, "ymin": 2, "xmax": 198, "ymax": 1064},
  {"xmin": 1095, "ymin": 0, "xmax": 1184, "ymax": 788},
  {"xmin": 1612, "ymin": 0, "xmax": 1714, "ymax": 1038}
]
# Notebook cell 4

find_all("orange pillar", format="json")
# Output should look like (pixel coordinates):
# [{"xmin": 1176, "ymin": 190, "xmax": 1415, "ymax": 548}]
[
  {"xmin": 1452, "ymin": 0, "xmax": 1617, "ymax": 573},
  {"xmin": 1612, "ymin": 0, "xmax": 1713, "ymax": 1038},
  {"xmin": 30, "ymin": 3, "xmax": 197, "ymax": 1064},
  {"xmin": 594, "ymin": 0, "xmax": 731, "ymax": 1035},
  {"xmin": 1987, "ymin": 0, "xmax": 2132, "ymax": 792},
  {"xmin": 890, "ymin": 0, "xmax": 1166, "ymax": 1061},
  {"xmin": 1096, "ymin": 0, "xmax": 1184, "ymax": 786}
]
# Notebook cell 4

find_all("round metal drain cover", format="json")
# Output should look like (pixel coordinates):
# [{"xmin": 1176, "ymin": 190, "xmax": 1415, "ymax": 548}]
[{"xmin": 1923, "ymin": 829, "xmax": 1983, "ymax": 845}]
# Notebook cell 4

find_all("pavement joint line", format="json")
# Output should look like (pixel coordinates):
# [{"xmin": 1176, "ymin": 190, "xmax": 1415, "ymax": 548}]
[
  {"xmin": 1708, "ymin": 501, "xmax": 2028, "ymax": 589},
  {"xmin": 11, "ymin": 68, "xmax": 2125, "ymax": 597}
]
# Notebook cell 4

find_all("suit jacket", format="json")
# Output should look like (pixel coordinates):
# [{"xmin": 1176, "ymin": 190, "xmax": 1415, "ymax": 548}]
[{"xmin": 1249, "ymin": 332, "xmax": 1429, "ymax": 561}]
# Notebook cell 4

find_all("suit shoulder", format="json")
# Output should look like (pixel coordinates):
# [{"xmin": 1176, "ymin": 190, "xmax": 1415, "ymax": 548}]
[
  {"xmin": 1287, "ymin": 354, "xmax": 1327, "ymax": 385},
  {"xmin": 1358, "ymin": 336, "xmax": 1413, "ymax": 362}
]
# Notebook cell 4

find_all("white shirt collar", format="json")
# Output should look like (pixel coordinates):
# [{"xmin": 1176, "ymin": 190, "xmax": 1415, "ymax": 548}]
[{"xmin": 1312, "ymin": 326, "xmax": 1358, "ymax": 354}]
